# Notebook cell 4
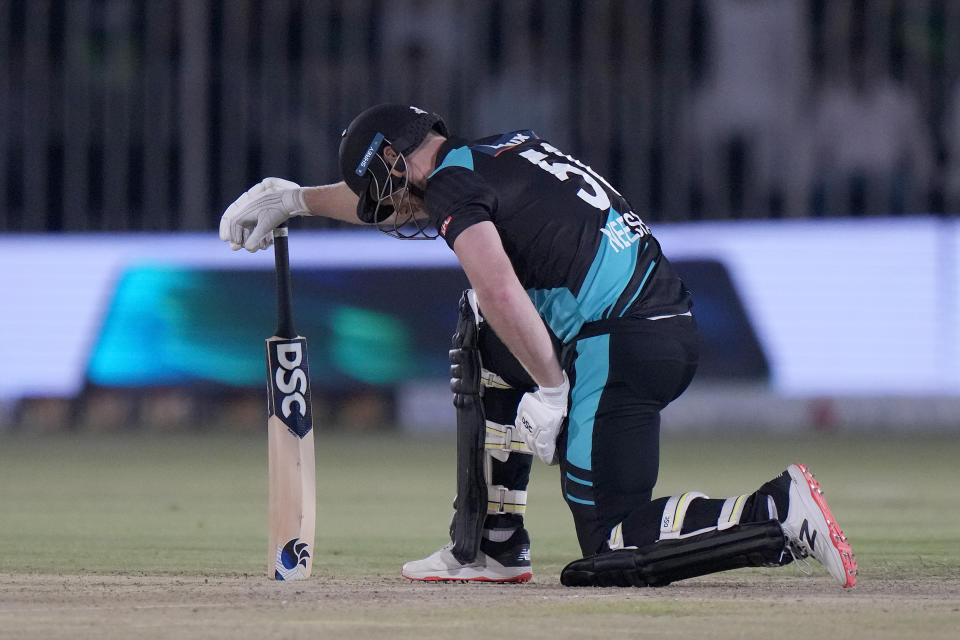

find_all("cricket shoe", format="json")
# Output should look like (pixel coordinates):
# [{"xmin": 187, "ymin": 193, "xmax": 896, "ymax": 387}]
[
  {"xmin": 401, "ymin": 527, "xmax": 532, "ymax": 582},
  {"xmin": 778, "ymin": 463, "xmax": 857, "ymax": 587}
]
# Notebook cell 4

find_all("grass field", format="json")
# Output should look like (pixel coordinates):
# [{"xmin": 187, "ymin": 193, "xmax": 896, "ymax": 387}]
[{"xmin": 0, "ymin": 429, "xmax": 958, "ymax": 639}]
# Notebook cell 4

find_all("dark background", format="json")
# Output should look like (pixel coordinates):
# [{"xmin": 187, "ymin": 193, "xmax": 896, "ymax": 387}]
[{"xmin": 2, "ymin": 0, "xmax": 959, "ymax": 234}]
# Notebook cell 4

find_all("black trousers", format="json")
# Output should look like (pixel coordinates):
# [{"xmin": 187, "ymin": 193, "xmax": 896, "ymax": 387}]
[
  {"xmin": 477, "ymin": 315, "xmax": 698, "ymax": 553},
  {"xmin": 558, "ymin": 315, "xmax": 699, "ymax": 555}
]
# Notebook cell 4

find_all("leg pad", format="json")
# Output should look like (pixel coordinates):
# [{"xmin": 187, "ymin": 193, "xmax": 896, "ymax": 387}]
[
  {"xmin": 449, "ymin": 290, "xmax": 535, "ymax": 564},
  {"xmin": 450, "ymin": 292, "xmax": 486, "ymax": 564},
  {"xmin": 561, "ymin": 520, "xmax": 786, "ymax": 587}
]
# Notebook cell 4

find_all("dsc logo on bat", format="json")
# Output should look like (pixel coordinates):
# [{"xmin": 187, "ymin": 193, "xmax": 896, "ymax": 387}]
[
  {"xmin": 268, "ymin": 338, "xmax": 313, "ymax": 438},
  {"xmin": 275, "ymin": 342, "xmax": 307, "ymax": 418}
]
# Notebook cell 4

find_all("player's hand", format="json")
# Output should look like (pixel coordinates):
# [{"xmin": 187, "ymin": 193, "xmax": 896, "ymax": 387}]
[
  {"xmin": 219, "ymin": 178, "xmax": 310, "ymax": 252},
  {"xmin": 515, "ymin": 372, "xmax": 569, "ymax": 465}
]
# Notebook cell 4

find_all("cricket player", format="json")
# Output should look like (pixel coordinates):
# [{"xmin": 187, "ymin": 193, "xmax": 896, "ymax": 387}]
[{"xmin": 220, "ymin": 104, "xmax": 857, "ymax": 588}]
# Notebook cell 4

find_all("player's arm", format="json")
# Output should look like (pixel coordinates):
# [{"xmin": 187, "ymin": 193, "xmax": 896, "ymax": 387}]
[
  {"xmin": 300, "ymin": 182, "xmax": 361, "ymax": 224},
  {"xmin": 453, "ymin": 221, "xmax": 563, "ymax": 387},
  {"xmin": 220, "ymin": 178, "xmax": 384, "ymax": 252},
  {"xmin": 453, "ymin": 221, "xmax": 568, "ymax": 464}
]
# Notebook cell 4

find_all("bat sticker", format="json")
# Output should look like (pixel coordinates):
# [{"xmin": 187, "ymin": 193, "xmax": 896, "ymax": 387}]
[
  {"xmin": 274, "ymin": 537, "xmax": 312, "ymax": 581},
  {"xmin": 266, "ymin": 337, "xmax": 313, "ymax": 438}
]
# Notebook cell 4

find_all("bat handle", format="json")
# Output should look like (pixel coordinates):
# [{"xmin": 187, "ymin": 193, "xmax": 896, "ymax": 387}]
[{"xmin": 273, "ymin": 224, "xmax": 297, "ymax": 339}]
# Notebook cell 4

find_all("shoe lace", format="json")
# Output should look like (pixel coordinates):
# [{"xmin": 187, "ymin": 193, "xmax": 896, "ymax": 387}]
[{"xmin": 782, "ymin": 539, "xmax": 814, "ymax": 576}]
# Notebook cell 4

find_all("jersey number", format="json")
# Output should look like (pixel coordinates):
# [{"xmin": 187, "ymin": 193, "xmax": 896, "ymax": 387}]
[{"xmin": 518, "ymin": 144, "xmax": 617, "ymax": 212}]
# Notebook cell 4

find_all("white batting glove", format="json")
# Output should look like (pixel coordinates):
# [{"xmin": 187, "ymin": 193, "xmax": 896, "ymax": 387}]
[
  {"xmin": 515, "ymin": 371, "xmax": 569, "ymax": 465},
  {"xmin": 219, "ymin": 177, "xmax": 310, "ymax": 252}
]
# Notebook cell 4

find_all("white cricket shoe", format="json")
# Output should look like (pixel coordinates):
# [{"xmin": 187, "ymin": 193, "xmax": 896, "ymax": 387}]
[
  {"xmin": 781, "ymin": 463, "xmax": 857, "ymax": 588},
  {"xmin": 401, "ymin": 528, "xmax": 532, "ymax": 583}
]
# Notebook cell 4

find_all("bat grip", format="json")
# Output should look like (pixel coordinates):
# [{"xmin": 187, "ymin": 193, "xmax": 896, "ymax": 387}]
[{"xmin": 273, "ymin": 224, "xmax": 297, "ymax": 339}]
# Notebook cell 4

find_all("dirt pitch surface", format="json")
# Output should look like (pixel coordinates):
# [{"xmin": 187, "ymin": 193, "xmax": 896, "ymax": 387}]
[{"xmin": 2, "ymin": 573, "xmax": 958, "ymax": 640}]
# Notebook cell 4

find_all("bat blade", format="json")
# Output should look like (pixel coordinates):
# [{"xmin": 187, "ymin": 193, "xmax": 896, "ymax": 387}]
[{"xmin": 266, "ymin": 334, "xmax": 315, "ymax": 580}]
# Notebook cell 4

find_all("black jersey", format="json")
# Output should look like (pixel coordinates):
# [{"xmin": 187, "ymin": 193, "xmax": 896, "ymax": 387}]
[{"xmin": 425, "ymin": 131, "xmax": 692, "ymax": 342}]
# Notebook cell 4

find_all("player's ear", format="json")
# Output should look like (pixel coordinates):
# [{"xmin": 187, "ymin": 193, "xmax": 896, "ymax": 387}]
[{"xmin": 382, "ymin": 145, "xmax": 406, "ymax": 176}]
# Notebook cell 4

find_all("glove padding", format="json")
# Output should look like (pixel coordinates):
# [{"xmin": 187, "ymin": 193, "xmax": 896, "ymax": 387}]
[
  {"xmin": 515, "ymin": 371, "xmax": 569, "ymax": 465},
  {"xmin": 219, "ymin": 177, "xmax": 310, "ymax": 252}
]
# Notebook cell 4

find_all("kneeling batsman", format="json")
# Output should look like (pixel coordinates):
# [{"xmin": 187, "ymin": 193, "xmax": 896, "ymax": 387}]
[{"xmin": 220, "ymin": 179, "xmax": 855, "ymax": 590}]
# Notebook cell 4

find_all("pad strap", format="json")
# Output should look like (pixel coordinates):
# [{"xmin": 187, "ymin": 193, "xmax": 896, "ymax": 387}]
[
  {"xmin": 659, "ymin": 492, "xmax": 710, "ymax": 540},
  {"xmin": 607, "ymin": 522, "xmax": 633, "ymax": 551},
  {"xmin": 486, "ymin": 485, "xmax": 528, "ymax": 515},
  {"xmin": 484, "ymin": 420, "xmax": 533, "ymax": 460},
  {"xmin": 481, "ymin": 369, "xmax": 513, "ymax": 391},
  {"xmin": 718, "ymin": 494, "xmax": 749, "ymax": 531}
]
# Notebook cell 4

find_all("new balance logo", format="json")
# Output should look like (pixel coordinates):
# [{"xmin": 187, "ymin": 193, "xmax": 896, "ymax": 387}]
[{"xmin": 799, "ymin": 519, "xmax": 817, "ymax": 550}]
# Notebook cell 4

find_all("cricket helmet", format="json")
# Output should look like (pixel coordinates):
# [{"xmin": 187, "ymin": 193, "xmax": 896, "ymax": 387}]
[{"xmin": 338, "ymin": 103, "xmax": 448, "ymax": 236}]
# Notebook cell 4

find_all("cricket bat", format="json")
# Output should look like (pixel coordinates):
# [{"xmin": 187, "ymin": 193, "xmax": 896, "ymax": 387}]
[{"xmin": 266, "ymin": 224, "xmax": 316, "ymax": 580}]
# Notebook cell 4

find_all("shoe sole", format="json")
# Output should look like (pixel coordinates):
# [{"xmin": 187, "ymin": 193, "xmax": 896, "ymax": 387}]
[
  {"xmin": 402, "ymin": 572, "xmax": 532, "ymax": 583},
  {"xmin": 790, "ymin": 463, "xmax": 857, "ymax": 588}
]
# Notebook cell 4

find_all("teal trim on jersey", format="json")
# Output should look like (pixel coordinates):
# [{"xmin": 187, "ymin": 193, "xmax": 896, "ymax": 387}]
[
  {"xmin": 566, "ymin": 334, "xmax": 610, "ymax": 472},
  {"xmin": 618, "ymin": 259, "xmax": 656, "ymax": 318},
  {"xmin": 566, "ymin": 494, "xmax": 596, "ymax": 506},
  {"xmin": 526, "ymin": 207, "xmax": 640, "ymax": 340},
  {"xmin": 526, "ymin": 288, "xmax": 583, "ymax": 341},
  {"xmin": 608, "ymin": 240, "xmax": 647, "ymax": 319},
  {"xmin": 566, "ymin": 472, "xmax": 594, "ymax": 487},
  {"xmin": 429, "ymin": 145, "xmax": 474, "ymax": 177}
]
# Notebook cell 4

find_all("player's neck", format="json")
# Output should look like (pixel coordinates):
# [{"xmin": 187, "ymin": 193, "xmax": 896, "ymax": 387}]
[{"xmin": 407, "ymin": 135, "xmax": 447, "ymax": 189}]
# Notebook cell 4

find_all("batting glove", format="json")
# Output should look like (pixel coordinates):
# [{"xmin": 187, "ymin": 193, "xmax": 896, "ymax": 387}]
[
  {"xmin": 219, "ymin": 177, "xmax": 310, "ymax": 252},
  {"xmin": 515, "ymin": 371, "xmax": 569, "ymax": 465}
]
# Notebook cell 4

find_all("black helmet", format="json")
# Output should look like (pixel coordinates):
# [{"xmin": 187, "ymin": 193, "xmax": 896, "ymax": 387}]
[{"xmin": 338, "ymin": 104, "xmax": 448, "ymax": 225}]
